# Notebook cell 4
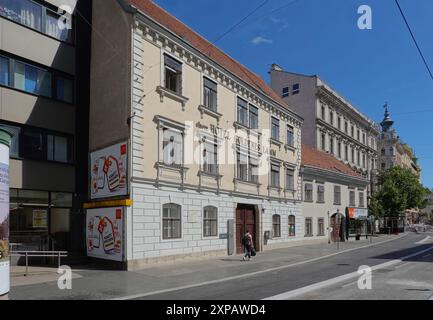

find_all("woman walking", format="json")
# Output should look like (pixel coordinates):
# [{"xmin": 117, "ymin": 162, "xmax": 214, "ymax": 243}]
[{"xmin": 242, "ymin": 230, "xmax": 253, "ymax": 261}]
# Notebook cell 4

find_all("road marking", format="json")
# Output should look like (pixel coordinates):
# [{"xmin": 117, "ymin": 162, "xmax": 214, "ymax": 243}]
[
  {"xmin": 262, "ymin": 244, "xmax": 433, "ymax": 300},
  {"xmin": 386, "ymin": 279, "xmax": 433, "ymax": 289},
  {"xmin": 111, "ymin": 234, "xmax": 407, "ymax": 300},
  {"xmin": 415, "ymin": 236, "xmax": 431, "ymax": 244}
]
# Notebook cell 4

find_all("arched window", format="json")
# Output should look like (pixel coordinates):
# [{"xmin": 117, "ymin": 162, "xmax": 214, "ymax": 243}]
[
  {"xmin": 203, "ymin": 206, "xmax": 218, "ymax": 237},
  {"xmin": 288, "ymin": 215, "xmax": 296, "ymax": 236},
  {"xmin": 162, "ymin": 203, "xmax": 181, "ymax": 239},
  {"xmin": 272, "ymin": 214, "xmax": 281, "ymax": 238},
  {"xmin": 389, "ymin": 147, "xmax": 394, "ymax": 156}
]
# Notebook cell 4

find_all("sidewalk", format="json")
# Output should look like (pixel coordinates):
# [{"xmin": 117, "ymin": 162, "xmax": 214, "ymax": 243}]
[{"xmin": 9, "ymin": 234, "xmax": 405, "ymax": 300}]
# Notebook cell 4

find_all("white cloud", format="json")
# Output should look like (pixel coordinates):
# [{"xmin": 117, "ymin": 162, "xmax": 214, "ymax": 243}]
[{"xmin": 251, "ymin": 36, "xmax": 273, "ymax": 45}]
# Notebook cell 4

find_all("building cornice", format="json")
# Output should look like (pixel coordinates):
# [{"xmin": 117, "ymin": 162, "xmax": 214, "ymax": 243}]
[
  {"xmin": 317, "ymin": 86, "xmax": 379, "ymax": 135},
  {"xmin": 301, "ymin": 165, "xmax": 369, "ymax": 187},
  {"xmin": 118, "ymin": 0, "xmax": 303, "ymax": 127}
]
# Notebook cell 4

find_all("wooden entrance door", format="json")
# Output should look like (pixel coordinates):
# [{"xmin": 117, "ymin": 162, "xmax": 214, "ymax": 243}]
[{"xmin": 236, "ymin": 207, "xmax": 256, "ymax": 254}]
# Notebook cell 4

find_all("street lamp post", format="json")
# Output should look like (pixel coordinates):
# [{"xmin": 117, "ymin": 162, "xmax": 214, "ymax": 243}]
[{"xmin": 327, "ymin": 211, "xmax": 331, "ymax": 244}]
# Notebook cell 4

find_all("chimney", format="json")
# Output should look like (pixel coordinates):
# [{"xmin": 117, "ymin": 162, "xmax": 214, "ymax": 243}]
[{"xmin": 270, "ymin": 63, "xmax": 283, "ymax": 72}]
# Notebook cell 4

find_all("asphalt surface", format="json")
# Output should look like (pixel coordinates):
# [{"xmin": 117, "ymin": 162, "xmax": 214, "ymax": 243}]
[{"xmin": 9, "ymin": 232, "xmax": 433, "ymax": 300}]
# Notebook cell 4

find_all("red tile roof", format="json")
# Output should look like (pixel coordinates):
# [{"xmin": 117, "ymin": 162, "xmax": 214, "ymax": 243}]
[
  {"xmin": 125, "ymin": 0, "xmax": 297, "ymax": 115},
  {"xmin": 301, "ymin": 145, "xmax": 362, "ymax": 178}
]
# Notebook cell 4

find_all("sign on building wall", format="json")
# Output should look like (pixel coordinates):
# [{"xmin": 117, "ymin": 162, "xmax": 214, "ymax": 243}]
[
  {"xmin": 86, "ymin": 207, "xmax": 124, "ymax": 262},
  {"xmin": 32, "ymin": 210, "xmax": 48, "ymax": 228},
  {"xmin": 90, "ymin": 142, "xmax": 128, "ymax": 199},
  {"xmin": 348, "ymin": 207, "xmax": 369, "ymax": 219}
]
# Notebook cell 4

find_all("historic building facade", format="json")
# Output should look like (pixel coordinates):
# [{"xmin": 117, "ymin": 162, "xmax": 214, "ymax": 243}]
[
  {"xmin": 378, "ymin": 105, "xmax": 421, "ymax": 178},
  {"xmin": 88, "ymin": 0, "xmax": 305, "ymax": 268},
  {"xmin": 301, "ymin": 145, "xmax": 369, "ymax": 243},
  {"xmin": 269, "ymin": 66, "xmax": 380, "ymax": 197}
]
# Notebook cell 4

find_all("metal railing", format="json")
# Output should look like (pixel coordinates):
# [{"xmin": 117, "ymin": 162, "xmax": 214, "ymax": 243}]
[{"xmin": 10, "ymin": 251, "xmax": 68, "ymax": 276}]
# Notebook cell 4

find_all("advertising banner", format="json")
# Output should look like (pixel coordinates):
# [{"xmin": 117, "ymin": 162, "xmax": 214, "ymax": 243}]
[
  {"xmin": 32, "ymin": 210, "xmax": 48, "ymax": 228},
  {"xmin": 348, "ymin": 207, "xmax": 369, "ymax": 219},
  {"xmin": 86, "ymin": 207, "xmax": 124, "ymax": 262},
  {"xmin": 0, "ymin": 130, "xmax": 11, "ymax": 296},
  {"xmin": 90, "ymin": 142, "xmax": 128, "ymax": 199}
]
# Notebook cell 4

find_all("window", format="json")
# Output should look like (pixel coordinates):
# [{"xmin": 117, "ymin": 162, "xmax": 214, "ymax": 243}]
[
  {"xmin": 0, "ymin": 55, "xmax": 73, "ymax": 102},
  {"xmin": 164, "ymin": 54, "xmax": 182, "ymax": 94},
  {"xmin": 236, "ymin": 151, "xmax": 248, "ymax": 181},
  {"xmin": 357, "ymin": 150, "xmax": 360, "ymax": 165},
  {"xmin": 272, "ymin": 214, "xmax": 281, "ymax": 238},
  {"xmin": 317, "ymin": 185, "xmax": 325, "ymax": 203},
  {"xmin": 47, "ymin": 135, "xmax": 68, "ymax": 163},
  {"xmin": 363, "ymin": 154, "xmax": 366, "ymax": 168},
  {"xmin": 321, "ymin": 105, "xmax": 326, "ymax": 120},
  {"xmin": 287, "ymin": 125, "xmax": 294, "ymax": 147},
  {"xmin": 304, "ymin": 183, "xmax": 313, "ymax": 202},
  {"xmin": 318, "ymin": 218, "xmax": 325, "ymax": 236},
  {"xmin": 351, "ymin": 149, "xmax": 354, "ymax": 163},
  {"xmin": 345, "ymin": 121, "xmax": 348, "ymax": 133},
  {"xmin": 357, "ymin": 129, "xmax": 360, "ymax": 141},
  {"xmin": 249, "ymin": 105, "xmax": 258, "ymax": 130},
  {"xmin": 0, "ymin": 124, "xmax": 19, "ymax": 157},
  {"xmin": 337, "ymin": 117, "xmax": 341, "ymax": 130},
  {"xmin": 282, "ymin": 86, "xmax": 289, "ymax": 98},
  {"xmin": 292, "ymin": 83, "xmax": 300, "ymax": 95},
  {"xmin": 321, "ymin": 133, "xmax": 326, "ymax": 151},
  {"xmin": 203, "ymin": 206, "xmax": 218, "ymax": 237},
  {"xmin": 0, "ymin": 0, "xmax": 74, "ymax": 43},
  {"xmin": 271, "ymin": 117, "xmax": 280, "ymax": 141},
  {"xmin": 288, "ymin": 215, "xmax": 296, "ymax": 236},
  {"xmin": 351, "ymin": 125, "xmax": 354, "ymax": 137},
  {"xmin": 55, "ymin": 76, "xmax": 73, "ymax": 103},
  {"xmin": 0, "ymin": 0, "xmax": 42, "ymax": 31},
  {"xmin": 162, "ymin": 128, "xmax": 183, "ymax": 166},
  {"xmin": 202, "ymin": 138, "xmax": 218, "ymax": 174},
  {"xmin": 338, "ymin": 142, "xmax": 342, "ymax": 158},
  {"xmin": 270, "ymin": 163, "xmax": 280, "ymax": 188},
  {"xmin": 381, "ymin": 148, "xmax": 386, "ymax": 156},
  {"xmin": 329, "ymin": 111, "xmax": 334, "ymax": 125},
  {"xmin": 329, "ymin": 136, "xmax": 334, "ymax": 154},
  {"xmin": 359, "ymin": 192, "xmax": 365, "ymax": 208},
  {"xmin": 203, "ymin": 77, "xmax": 217, "ymax": 111},
  {"xmin": 390, "ymin": 147, "xmax": 394, "ymax": 156},
  {"xmin": 237, "ymin": 98, "xmax": 248, "ymax": 127},
  {"xmin": 249, "ymin": 157, "xmax": 259, "ymax": 183},
  {"xmin": 334, "ymin": 185, "xmax": 341, "ymax": 204},
  {"xmin": 349, "ymin": 190, "xmax": 356, "ymax": 207},
  {"xmin": 14, "ymin": 61, "xmax": 51, "ymax": 97},
  {"xmin": 305, "ymin": 218, "xmax": 313, "ymax": 237},
  {"xmin": 162, "ymin": 204, "xmax": 181, "ymax": 239},
  {"xmin": 45, "ymin": 8, "xmax": 72, "ymax": 43},
  {"xmin": 381, "ymin": 162, "xmax": 386, "ymax": 170},
  {"xmin": 286, "ymin": 168, "xmax": 295, "ymax": 190},
  {"xmin": 344, "ymin": 145, "xmax": 348, "ymax": 161},
  {"xmin": 19, "ymin": 128, "xmax": 73, "ymax": 163},
  {"xmin": 363, "ymin": 133, "xmax": 366, "ymax": 144},
  {"xmin": 0, "ymin": 56, "xmax": 9, "ymax": 86}
]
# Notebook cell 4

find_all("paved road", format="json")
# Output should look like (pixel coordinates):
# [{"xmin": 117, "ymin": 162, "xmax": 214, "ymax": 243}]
[{"xmin": 9, "ymin": 233, "xmax": 433, "ymax": 300}]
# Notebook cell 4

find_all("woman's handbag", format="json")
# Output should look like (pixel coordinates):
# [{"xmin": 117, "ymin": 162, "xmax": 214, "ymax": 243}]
[{"xmin": 251, "ymin": 247, "xmax": 256, "ymax": 256}]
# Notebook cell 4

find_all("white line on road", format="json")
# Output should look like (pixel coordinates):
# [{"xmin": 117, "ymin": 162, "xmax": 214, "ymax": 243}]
[
  {"xmin": 111, "ymin": 234, "xmax": 407, "ymax": 300},
  {"xmin": 415, "ymin": 236, "xmax": 431, "ymax": 244},
  {"xmin": 262, "ymin": 245, "xmax": 433, "ymax": 300}
]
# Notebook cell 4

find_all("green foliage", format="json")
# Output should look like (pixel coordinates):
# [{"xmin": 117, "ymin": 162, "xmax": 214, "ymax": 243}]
[{"xmin": 370, "ymin": 166, "xmax": 427, "ymax": 217}]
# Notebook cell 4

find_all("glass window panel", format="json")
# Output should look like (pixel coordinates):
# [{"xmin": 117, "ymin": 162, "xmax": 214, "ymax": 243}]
[
  {"xmin": 55, "ymin": 76, "xmax": 73, "ymax": 103},
  {"xmin": 0, "ymin": 0, "xmax": 42, "ymax": 30},
  {"xmin": 0, "ymin": 56, "xmax": 9, "ymax": 85},
  {"xmin": 45, "ymin": 9, "xmax": 72, "ymax": 42},
  {"xmin": 0, "ymin": 124, "xmax": 20, "ymax": 157}
]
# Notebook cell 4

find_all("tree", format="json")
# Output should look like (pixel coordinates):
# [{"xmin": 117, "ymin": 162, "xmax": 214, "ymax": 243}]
[{"xmin": 370, "ymin": 166, "xmax": 427, "ymax": 217}]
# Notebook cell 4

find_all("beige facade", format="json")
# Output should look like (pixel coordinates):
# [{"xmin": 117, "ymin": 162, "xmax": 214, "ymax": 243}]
[
  {"xmin": 89, "ymin": 0, "xmax": 306, "ymax": 267},
  {"xmin": 269, "ymin": 67, "xmax": 380, "ymax": 197}
]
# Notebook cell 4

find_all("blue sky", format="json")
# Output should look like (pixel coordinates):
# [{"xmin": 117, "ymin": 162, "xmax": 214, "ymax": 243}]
[{"xmin": 155, "ymin": 0, "xmax": 433, "ymax": 188}]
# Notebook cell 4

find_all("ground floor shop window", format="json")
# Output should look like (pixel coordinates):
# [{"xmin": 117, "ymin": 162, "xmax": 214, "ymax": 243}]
[
  {"xmin": 288, "ymin": 215, "xmax": 296, "ymax": 236},
  {"xmin": 9, "ymin": 189, "xmax": 72, "ymax": 251},
  {"xmin": 318, "ymin": 218, "xmax": 325, "ymax": 236},
  {"xmin": 305, "ymin": 218, "xmax": 313, "ymax": 237}
]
